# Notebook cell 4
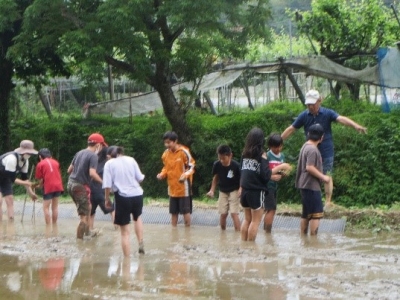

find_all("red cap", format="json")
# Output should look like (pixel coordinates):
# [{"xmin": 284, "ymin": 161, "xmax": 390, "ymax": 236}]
[{"xmin": 88, "ymin": 133, "xmax": 108, "ymax": 146}]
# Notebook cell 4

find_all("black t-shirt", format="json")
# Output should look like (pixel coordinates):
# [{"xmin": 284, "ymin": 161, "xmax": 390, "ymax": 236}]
[{"xmin": 211, "ymin": 159, "xmax": 241, "ymax": 193}]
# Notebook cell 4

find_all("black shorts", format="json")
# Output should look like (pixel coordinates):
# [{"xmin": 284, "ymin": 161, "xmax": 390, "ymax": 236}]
[
  {"xmin": 264, "ymin": 189, "xmax": 277, "ymax": 211},
  {"xmin": 0, "ymin": 176, "xmax": 13, "ymax": 196},
  {"xmin": 169, "ymin": 196, "xmax": 192, "ymax": 214},
  {"xmin": 43, "ymin": 191, "xmax": 62, "ymax": 200},
  {"xmin": 90, "ymin": 191, "xmax": 114, "ymax": 216},
  {"xmin": 114, "ymin": 192, "xmax": 143, "ymax": 225},
  {"xmin": 300, "ymin": 189, "xmax": 324, "ymax": 220},
  {"xmin": 240, "ymin": 189, "xmax": 265, "ymax": 210}
]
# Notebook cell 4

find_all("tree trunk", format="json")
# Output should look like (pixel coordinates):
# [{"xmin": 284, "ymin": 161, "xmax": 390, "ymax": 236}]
[
  {"xmin": 154, "ymin": 79, "xmax": 193, "ymax": 146},
  {"xmin": 0, "ymin": 58, "xmax": 13, "ymax": 153},
  {"xmin": 347, "ymin": 83, "xmax": 360, "ymax": 100},
  {"xmin": 36, "ymin": 86, "xmax": 53, "ymax": 119}
]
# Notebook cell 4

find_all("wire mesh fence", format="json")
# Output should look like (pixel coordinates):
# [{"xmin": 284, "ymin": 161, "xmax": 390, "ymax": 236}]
[{"xmin": 10, "ymin": 201, "xmax": 346, "ymax": 233}]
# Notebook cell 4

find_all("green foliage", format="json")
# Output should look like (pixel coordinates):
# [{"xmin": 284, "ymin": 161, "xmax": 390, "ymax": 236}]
[
  {"xmin": 293, "ymin": 0, "xmax": 398, "ymax": 61},
  {"xmin": 10, "ymin": 99, "xmax": 400, "ymax": 208}
]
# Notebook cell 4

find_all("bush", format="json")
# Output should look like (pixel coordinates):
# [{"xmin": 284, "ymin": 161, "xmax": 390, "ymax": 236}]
[{"xmin": 9, "ymin": 99, "xmax": 400, "ymax": 207}]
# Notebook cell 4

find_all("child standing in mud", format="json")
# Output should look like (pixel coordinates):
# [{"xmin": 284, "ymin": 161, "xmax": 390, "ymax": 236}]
[
  {"xmin": 156, "ymin": 131, "xmax": 195, "ymax": 227},
  {"xmin": 263, "ymin": 133, "xmax": 290, "ymax": 233},
  {"xmin": 295, "ymin": 124, "xmax": 330, "ymax": 235},
  {"xmin": 240, "ymin": 128, "xmax": 291, "ymax": 241},
  {"xmin": 35, "ymin": 148, "xmax": 64, "ymax": 225},
  {"xmin": 89, "ymin": 146, "xmax": 114, "ymax": 232},
  {"xmin": 103, "ymin": 146, "xmax": 145, "ymax": 256},
  {"xmin": 206, "ymin": 145, "xmax": 241, "ymax": 231},
  {"xmin": 67, "ymin": 133, "xmax": 106, "ymax": 239}
]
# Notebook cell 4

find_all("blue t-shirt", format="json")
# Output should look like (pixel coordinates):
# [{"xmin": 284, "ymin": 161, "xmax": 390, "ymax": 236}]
[{"xmin": 292, "ymin": 107, "xmax": 339, "ymax": 159}]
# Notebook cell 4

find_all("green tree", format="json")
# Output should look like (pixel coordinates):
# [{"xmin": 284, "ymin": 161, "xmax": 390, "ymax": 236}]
[
  {"xmin": 292, "ymin": 0, "xmax": 398, "ymax": 99},
  {"xmin": 0, "ymin": 0, "xmax": 31, "ymax": 152},
  {"xmin": 13, "ymin": 0, "xmax": 272, "ymax": 146},
  {"xmin": 0, "ymin": 0, "xmax": 69, "ymax": 153}
]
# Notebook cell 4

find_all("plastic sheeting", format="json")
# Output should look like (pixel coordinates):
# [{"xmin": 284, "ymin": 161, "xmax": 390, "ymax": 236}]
[
  {"xmin": 88, "ymin": 70, "xmax": 243, "ymax": 117},
  {"xmin": 88, "ymin": 47, "xmax": 400, "ymax": 117}
]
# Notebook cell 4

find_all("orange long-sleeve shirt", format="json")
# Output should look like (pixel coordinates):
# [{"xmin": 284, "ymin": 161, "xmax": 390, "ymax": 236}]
[{"xmin": 159, "ymin": 145, "xmax": 195, "ymax": 197}]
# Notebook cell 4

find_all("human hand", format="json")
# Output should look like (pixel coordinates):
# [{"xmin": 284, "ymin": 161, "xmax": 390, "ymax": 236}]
[
  {"xmin": 206, "ymin": 191, "xmax": 214, "ymax": 198},
  {"xmin": 178, "ymin": 174, "xmax": 186, "ymax": 182},
  {"xmin": 321, "ymin": 175, "xmax": 330, "ymax": 183},
  {"xmin": 30, "ymin": 193, "xmax": 38, "ymax": 201},
  {"xmin": 271, "ymin": 174, "xmax": 282, "ymax": 181},
  {"xmin": 355, "ymin": 125, "xmax": 367, "ymax": 134},
  {"xmin": 105, "ymin": 198, "xmax": 113, "ymax": 209}
]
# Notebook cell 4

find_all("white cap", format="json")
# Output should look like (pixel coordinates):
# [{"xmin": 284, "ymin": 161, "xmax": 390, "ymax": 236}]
[{"xmin": 305, "ymin": 90, "xmax": 320, "ymax": 105}]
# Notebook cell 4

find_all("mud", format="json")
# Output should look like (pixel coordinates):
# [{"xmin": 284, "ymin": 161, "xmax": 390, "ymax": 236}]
[{"xmin": 1, "ymin": 218, "xmax": 400, "ymax": 299}]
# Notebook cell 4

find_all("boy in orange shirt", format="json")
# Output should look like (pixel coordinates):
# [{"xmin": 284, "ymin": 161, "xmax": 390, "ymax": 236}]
[{"xmin": 157, "ymin": 131, "xmax": 195, "ymax": 227}]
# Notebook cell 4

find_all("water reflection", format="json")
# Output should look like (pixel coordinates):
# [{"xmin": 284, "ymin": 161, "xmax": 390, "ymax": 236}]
[{"xmin": 0, "ymin": 221, "xmax": 400, "ymax": 299}]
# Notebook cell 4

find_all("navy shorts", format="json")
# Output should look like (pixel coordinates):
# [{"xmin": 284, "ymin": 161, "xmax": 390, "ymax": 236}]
[
  {"xmin": 43, "ymin": 191, "xmax": 62, "ymax": 200},
  {"xmin": 0, "ymin": 176, "xmax": 13, "ymax": 196},
  {"xmin": 264, "ymin": 189, "xmax": 277, "ymax": 211},
  {"xmin": 114, "ymin": 192, "xmax": 143, "ymax": 225},
  {"xmin": 169, "ymin": 196, "xmax": 192, "ymax": 214},
  {"xmin": 240, "ymin": 189, "xmax": 265, "ymax": 210},
  {"xmin": 322, "ymin": 156, "xmax": 334, "ymax": 175},
  {"xmin": 300, "ymin": 189, "xmax": 324, "ymax": 220}
]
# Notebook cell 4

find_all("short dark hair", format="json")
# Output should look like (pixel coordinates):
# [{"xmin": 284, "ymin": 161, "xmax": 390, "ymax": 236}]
[
  {"xmin": 107, "ymin": 145, "xmax": 124, "ymax": 158},
  {"xmin": 267, "ymin": 133, "xmax": 283, "ymax": 148},
  {"xmin": 307, "ymin": 124, "xmax": 324, "ymax": 141},
  {"xmin": 163, "ymin": 131, "xmax": 178, "ymax": 141},
  {"xmin": 38, "ymin": 148, "xmax": 52, "ymax": 159},
  {"xmin": 217, "ymin": 145, "xmax": 232, "ymax": 155}
]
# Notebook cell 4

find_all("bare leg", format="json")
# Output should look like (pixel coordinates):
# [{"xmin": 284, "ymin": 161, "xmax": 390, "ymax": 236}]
[
  {"xmin": 171, "ymin": 214, "xmax": 178, "ymax": 227},
  {"xmin": 309, "ymin": 219, "xmax": 320, "ymax": 235},
  {"xmin": 324, "ymin": 176, "xmax": 333, "ymax": 207},
  {"xmin": 300, "ymin": 218, "xmax": 309, "ymax": 235},
  {"xmin": 0, "ymin": 193, "xmax": 3, "ymax": 221},
  {"xmin": 134, "ymin": 215, "xmax": 144, "ymax": 254},
  {"xmin": 241, "ymin": 208, "xmax": 251, "ymax": 241},
  {"xmin": 4, "ymin": 195, "xmax": 14, "ymax": 220},
  {"xmin": 220, "ymin": 213, "xmax": 228, "ymax": 230},
  {"xmin": 263, "ymin": 210, "xmax": 276, "ymax": 233},
  {"xmin": 89, "ymin": 214, "xmax": 95, "ymax": 230},
  {"xmin": 133, "ymin": 216, "xmax": 143, "ymax": 244},
  {"xmin": 51, "ymin": 197, "xmax": 59, "ymax": 223},
  {"xmin": 247, "ymin": 208, "xmax": 264, "ymax": 241},
  {"xmin": 231, "ymin": 213, "xmax": 241, "ymax": 231},
  {"xmin": 43, "ymin": 200, "xmax": 51, "ymax": 225},
  {"xmin": 120, "ymin": 224, "xmax": 131, "ymax": 257},
  {"xmin": 77, "ymin": 215, "xmax": 89, "ymax": 239},
  {"xmin": 183, "ymin": 213, "xmax": 191, "ymax": 227}
]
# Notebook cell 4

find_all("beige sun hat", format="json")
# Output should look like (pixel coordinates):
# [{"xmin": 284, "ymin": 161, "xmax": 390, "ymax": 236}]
[{"xmin": 14, "ymin": 140, "xmax": 38, "ymax": 155}]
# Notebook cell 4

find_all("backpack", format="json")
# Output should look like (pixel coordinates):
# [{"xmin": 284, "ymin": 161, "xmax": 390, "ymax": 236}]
[{"xmin": 0, "ymin": 151, "xmax": 26, "ymax": 175}]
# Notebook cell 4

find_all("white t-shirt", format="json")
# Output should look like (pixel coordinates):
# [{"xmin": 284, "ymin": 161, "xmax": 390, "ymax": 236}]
[
  {"xmin": 2, "ymin": 154, "xmax": 29, "ymax": 173},
  {"xmin": 103, "ymin": 156, "xmax": 145, "ymax": 197}
]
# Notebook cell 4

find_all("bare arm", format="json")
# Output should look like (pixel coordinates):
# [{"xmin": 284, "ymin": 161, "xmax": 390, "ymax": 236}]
[
  {"xmin": 206, "ymin": 175, "xmax": 219, "ymax": 198},
  {"xmin": 14, "ymin": 179, "xmax": 37, "ymax": 200},
  {"xmin": 89, "ymin": 167, "xmax": 102, "ymax": 184},
  {"xmin": 67, "ymin": 164, "xmax": 74, "ymax": 174},
  {"xmin": 336, "ymin": 116, "xmax": 367, "ymax": 133},
  {"xmin": 306, "ymin": 165, "xmax": 330, "ymax": 183},
  {"xmin": 104, "ymin": 187, "xmax": 112, "ymax": 208},
  {"xmin": 281, "ymin": 125, "xmax": 297, "ymax": 140}
]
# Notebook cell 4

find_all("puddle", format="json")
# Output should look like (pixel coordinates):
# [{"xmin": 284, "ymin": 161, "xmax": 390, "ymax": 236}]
[{"xmin": 1, "ymin": 218, "xmax": 400, "ymax": 299}]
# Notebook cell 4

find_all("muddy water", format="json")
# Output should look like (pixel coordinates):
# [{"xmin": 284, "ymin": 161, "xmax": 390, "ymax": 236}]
[{"xmin": 0, "ymin": 219, "xmax": 400, "ymax": 300}]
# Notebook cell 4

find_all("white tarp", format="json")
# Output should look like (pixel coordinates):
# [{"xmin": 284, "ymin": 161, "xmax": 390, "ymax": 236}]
[
  {"xmin": 88, "ymin": 47, "xmax": 400, "ymax": 117},
  {"xmin": 88, "ymin": 70, "xmax": 243, "ymax": 117}
]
